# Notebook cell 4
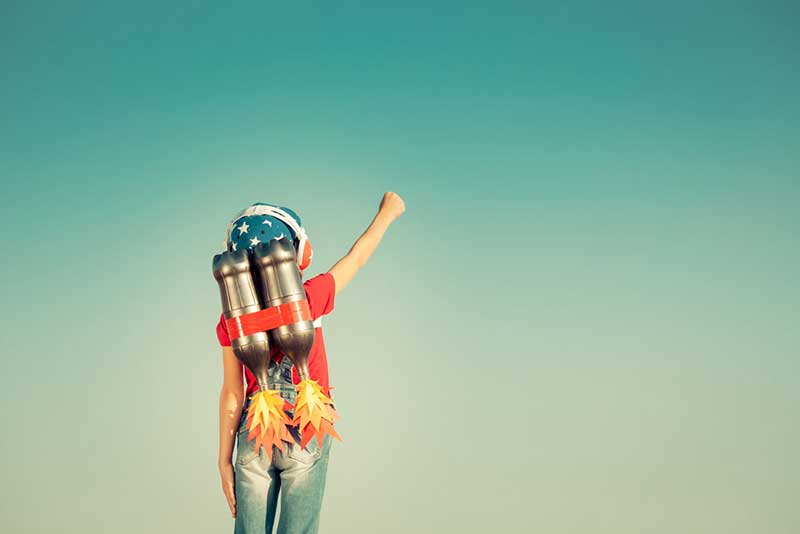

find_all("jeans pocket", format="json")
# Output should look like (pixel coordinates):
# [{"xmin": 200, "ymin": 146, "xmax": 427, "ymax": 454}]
[
  {"xmin": 235, "ymin": 415, "xmax": 259, "ymax": 466},
  {"xmin": 287, "ymin": 436, "xmax": 323, "ymax": 465}
]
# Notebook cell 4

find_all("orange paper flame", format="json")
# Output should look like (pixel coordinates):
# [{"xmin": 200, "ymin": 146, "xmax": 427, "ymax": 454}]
[
  {"xmin": 292, "ymin": 379, "xmax": 342, "ymax": 450},
  {"xmin": 244, "ymin": 389, "xmax": 293, "ymax": 461}
]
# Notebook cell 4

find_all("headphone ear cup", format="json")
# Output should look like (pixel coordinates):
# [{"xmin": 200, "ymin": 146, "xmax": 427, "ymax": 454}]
[{"xmin": 297, "ymin": 238, "xmax": 313, "ymax": 271}]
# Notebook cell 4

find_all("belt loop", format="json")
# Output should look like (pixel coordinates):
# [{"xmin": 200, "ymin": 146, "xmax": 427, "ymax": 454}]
[{"xmin": 268, "ymin": 357, "xmax": 281, "ymax": 388}]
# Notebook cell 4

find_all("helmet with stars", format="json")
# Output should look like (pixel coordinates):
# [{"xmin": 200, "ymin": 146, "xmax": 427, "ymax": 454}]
[{"xmin": 224, "ymin": 202, "xmax": 304, "ymax": 255}]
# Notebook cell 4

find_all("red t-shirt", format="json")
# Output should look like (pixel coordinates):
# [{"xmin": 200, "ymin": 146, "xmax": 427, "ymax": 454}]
[{"xmin": 216, "ymin": 272, "xmax": 336, "ymax": 397}]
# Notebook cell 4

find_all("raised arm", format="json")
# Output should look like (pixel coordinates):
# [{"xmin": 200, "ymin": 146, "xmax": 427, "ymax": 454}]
[{"xmin": 329, "ymin": 191, "xmax": 405, "ymax": 296}]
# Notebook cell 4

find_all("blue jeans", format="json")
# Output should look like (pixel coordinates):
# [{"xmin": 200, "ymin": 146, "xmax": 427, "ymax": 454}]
[{"xmin": 234, "ymin": 357, "xmax": 333, "ymax": 534}]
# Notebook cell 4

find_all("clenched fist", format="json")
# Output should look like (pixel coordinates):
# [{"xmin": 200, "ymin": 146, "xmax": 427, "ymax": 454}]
[{"xmin": 379, "ymin": 191, "xmax": 406, "ymax": 222}]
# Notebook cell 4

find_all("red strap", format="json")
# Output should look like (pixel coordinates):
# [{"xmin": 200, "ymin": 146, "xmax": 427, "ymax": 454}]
[{"xmin": 225, "ymin": 300, "xmax": 312, "ymax": 340}]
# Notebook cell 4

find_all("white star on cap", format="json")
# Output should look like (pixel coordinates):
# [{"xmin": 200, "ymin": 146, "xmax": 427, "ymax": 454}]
[
  {"xmin": 237, "ymin": 221, "xmax": 249, "ymax": 235},
  {"xmin": 249, "ymin": 237, "xmax": 260, "ymax": 247},
  {"xmin": 231, "ymin": 242, "xmax": 237, "ymax": 251}
]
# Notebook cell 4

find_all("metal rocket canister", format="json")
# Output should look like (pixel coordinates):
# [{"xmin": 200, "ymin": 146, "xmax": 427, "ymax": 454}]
[
  {"xmin": 253, "ymin": 237, "xmax": 342, "ymax": 450},
  {"xmin": 252, "ymin": 237, "xmax": 315, "ymax": 380},
  {"xmin": 212, "ymin": 249, "xmax": 271, "ymax": 389},
  {"xmin": 213, "ymin": 248, "xmax": 293, "ymax": 459}
]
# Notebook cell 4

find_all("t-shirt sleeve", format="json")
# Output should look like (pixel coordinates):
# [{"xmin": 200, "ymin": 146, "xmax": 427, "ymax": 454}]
[
  {"xmin": 303, "ymin": 272, "xmax": 336, "ymax": 321},
  {"xmin": 215, "ymin": 312, "xmax": 231, "ymax": 347}
]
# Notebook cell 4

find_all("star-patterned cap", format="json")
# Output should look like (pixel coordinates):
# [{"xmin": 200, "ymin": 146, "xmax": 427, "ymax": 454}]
[{"xmin": 224, "ymin": 202, "xmax": 303, "ymax": 253}]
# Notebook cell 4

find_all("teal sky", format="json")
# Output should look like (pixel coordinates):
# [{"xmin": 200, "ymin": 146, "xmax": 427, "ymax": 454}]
[{"xmin": 1, "ymin": 2, "xmax": 798, "ymax": 533}]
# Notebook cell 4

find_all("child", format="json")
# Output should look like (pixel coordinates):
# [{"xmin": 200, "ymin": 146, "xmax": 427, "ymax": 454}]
[{"xmin": 215, "ymin": 192, "xmax": 406, "ymax": 534}]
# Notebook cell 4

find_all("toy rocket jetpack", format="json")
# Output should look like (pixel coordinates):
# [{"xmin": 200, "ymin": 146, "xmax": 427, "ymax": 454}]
[{"xmin": 213, "ymin": 237, "xmax": 341, "ymax": 459}]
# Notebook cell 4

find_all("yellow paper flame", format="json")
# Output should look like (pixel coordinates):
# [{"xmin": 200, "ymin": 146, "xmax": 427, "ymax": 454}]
[
  {"xmin": 244, "ymin": 389, "xmax": 293, "ymax": 460},
  {"xmin": 293, "ymin": 379, "xmax": 342, "ymax": 450}
]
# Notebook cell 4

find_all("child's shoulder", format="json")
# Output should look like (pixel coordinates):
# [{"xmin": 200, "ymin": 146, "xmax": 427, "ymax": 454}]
[{"xmin": 303, "ymin": 272, "xmax": 336, "ymax": 320}]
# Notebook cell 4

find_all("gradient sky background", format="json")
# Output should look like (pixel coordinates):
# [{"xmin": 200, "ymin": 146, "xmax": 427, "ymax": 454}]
[{"xmin": 1, "ymin": 2, "xmax": 798, "ymax": 533}]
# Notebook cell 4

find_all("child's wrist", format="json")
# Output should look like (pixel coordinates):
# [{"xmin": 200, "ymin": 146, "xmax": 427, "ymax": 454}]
[{"xmin": 375, "ymin": 209, "xmax": 395, "ymax": 226}]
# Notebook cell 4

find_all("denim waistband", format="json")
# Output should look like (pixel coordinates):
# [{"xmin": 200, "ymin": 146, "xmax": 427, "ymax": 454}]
[
  {"xmin": 243, "ymin": 357, "xmax": 296, "ymax": 407},
  {"xmin": 241, "ymin": 357, "xmax": 337, "ymax": 413}
]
